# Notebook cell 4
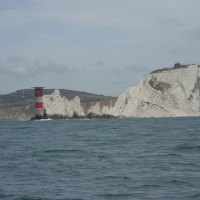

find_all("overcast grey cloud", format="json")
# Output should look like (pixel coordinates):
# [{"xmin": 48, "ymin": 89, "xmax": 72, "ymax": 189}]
[
  {"xmin": 0, "ymin": 0, "xmax": 200, "ymax": 95},
  {"xmin": 0, "ymin": 57, "xmax": 68, "ymax": 77}
]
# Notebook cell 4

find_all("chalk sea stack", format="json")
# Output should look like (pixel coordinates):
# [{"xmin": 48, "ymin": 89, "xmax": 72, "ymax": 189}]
[{"xmin": 43, "ymin": 90, "xmax": 85, "ymax": 119}]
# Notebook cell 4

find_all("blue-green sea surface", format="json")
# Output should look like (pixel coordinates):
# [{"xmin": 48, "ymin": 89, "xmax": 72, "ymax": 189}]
[{"xmin": 0, "ymin": 117, "xmax": 200, "ymax": 200}]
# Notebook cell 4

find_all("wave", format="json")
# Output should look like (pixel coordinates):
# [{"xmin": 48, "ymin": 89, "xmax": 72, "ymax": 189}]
[
  {"xmin": 98, "ymin": 193, "xmax": 134, "ymax": 198},
  {"xmin": 175, "ymin": 144, "xmax": 200, "ymax": 151},
  {"xmin": 17, "ymin": 197, "xmax": 45, "ymax": 200},
  {"xmin": 15, "ymin": 196, "xmax": 84, "ymax": 200},
  {"xmin": 42, "ymin": 149, "xmax": 85, "ymax": 154}
]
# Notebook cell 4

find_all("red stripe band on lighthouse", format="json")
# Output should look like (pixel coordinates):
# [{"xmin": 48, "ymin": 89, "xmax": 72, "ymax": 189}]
[{"xmin": 35, "ymin": 102, "xmax": 43, "ymax": 108}]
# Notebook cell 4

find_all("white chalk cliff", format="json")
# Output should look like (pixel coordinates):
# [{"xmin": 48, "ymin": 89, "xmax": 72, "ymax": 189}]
[
  {"xmin": 110, "ymin": 64, "xmax": 200, "ymax": 117},
  {"xmin": 43, "ymin": 90, "xmax": 85, "ymax": 118},
  {"xmin": 43, "ymin": 64, "xmax": 200, "ymax": 118}
]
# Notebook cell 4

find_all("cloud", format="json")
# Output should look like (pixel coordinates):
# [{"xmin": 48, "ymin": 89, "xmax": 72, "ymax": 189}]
[
  {"xmin": 187, "ymin": 27, "xmax": 200, "ymax": 40},
  {"xmin": 95, "ymin": 60, "xmax": 105, "ymax": 67},
  {"xmin": 0, "ymin": 0, "xmax": 162, "ymax": 32},
  {"xmin": 0, "ymin": 10, "xmax": 36, "ymax": 30},
  {"xmin": 0, "ymin": 56, "xmax": 29, "ymax": 76},
  {"xmin": 34, "ymin": 60, "xmax": 68, "ymax": 75},
  {"xmin": 123, "ymin": 65, "xmax": 151, "ymax": 73},
  {"xmin": 0, "ymin": 57, "xmax": 69, "ymax": 77},
  {"xmin": 108, "ymin": 64, "xmax": 154, "ymax": 75},
  {"xmin": 156, "ymin": 17, "xmax": 183, "ymax": 28}
]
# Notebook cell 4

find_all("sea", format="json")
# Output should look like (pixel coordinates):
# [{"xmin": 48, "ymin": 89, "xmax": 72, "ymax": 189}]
[{"xmin": 0, "ymin": 117, "xmax": 200, "ymax": 200}]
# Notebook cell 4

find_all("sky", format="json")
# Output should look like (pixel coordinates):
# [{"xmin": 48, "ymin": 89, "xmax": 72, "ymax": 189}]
[{"xmin": 0, "ymin": 0, "xmax": 200, "ymax": 96}]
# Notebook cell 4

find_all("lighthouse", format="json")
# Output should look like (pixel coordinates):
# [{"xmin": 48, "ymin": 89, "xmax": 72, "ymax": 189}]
[{"xmin": 32, "ymin": 87, "xmax": 47, "ymax": 120}]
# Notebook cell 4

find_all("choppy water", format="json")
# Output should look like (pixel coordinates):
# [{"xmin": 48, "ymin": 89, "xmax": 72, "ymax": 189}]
[{"xmin": 0, "ymin": 117, "xmax": 200, "ymax": 200}]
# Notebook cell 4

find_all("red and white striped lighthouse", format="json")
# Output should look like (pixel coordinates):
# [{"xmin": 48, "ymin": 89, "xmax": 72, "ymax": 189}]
[{"xmin": 33, "ymin": 87, "xmax": 44, "ymax": 119}]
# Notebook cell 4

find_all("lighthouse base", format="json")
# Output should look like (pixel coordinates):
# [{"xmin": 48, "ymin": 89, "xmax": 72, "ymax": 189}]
[{"xmin": 31, "ymin": 114, "xmax": 49, "ymax": 121}]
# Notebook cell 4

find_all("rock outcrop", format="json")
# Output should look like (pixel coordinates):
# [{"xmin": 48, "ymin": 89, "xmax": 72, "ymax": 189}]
[
  {"xmin": 43, "ymin": 90, "xmax": 85, "ymax": 118},
  {"xmin": 87, "ymin": 102, "xmax": 114, "ymax": 118},
  {"xmin": 111, "ymin": 64, "xmax": 200, "ymax": 117}
]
